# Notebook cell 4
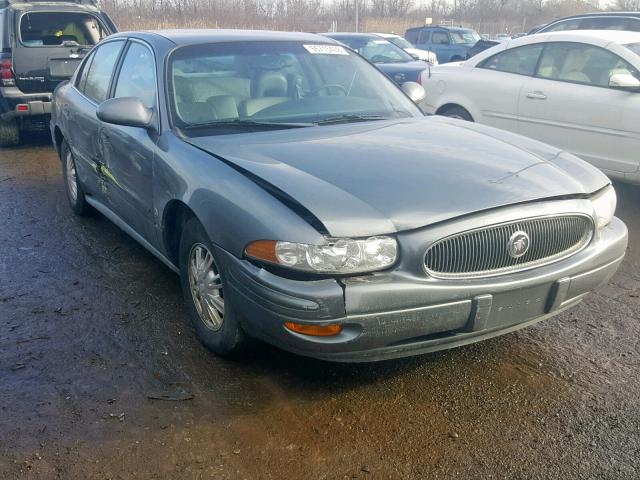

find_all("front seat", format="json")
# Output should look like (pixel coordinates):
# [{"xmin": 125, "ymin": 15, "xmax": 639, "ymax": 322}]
[{"xmin": 240, "ymin": 72, "xmax": 289, "ymax": 117}]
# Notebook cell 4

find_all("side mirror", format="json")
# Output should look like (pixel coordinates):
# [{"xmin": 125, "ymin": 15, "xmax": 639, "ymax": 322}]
[
  {"xmin": 401, "ymin": 81, "xmax": 426, "ymax": 103},
  {"xmin": 609, "ymin": 73, "xmax": 640, "ymax": 92},
  {"xmin": 96, "ymin": 97, "xmax": 153, "ymax": 128},
  {"xmin": 409, "ymin": 52, "xmax": 420, "ymax": 60}
]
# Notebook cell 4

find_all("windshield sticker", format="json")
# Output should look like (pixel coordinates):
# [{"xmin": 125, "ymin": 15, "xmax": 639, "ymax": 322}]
[{"xmin": 303, "ymin": 44, "xmax": 349, "ymax": 55}]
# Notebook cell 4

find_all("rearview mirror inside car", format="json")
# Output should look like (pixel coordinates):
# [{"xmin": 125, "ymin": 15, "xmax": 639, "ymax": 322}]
[
  {"xmin": 401, "ymin": 81, "xmax": 426, "ymax": 103},
  {"xmin": 96, "ymin": 97, "xmax": 153, "ymax": 129},
  {"xmin": 609, "ymin": 73, "xmax": 640, "ymax": 92}
]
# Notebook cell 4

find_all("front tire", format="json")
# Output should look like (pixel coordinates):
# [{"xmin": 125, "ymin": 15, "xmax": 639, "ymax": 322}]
[
  {"xmin": 0, "ymin": 119, "xmax": 20, "ymax": 147},
  {"xmin": 439, "ymin": 105, "xmax": 474, "ymax": 122},
  {"xmin": 179, "ymin": 218, "xmax": 248, "ymax": 357},
  {"xmin": 61, "ymin": 140, "xmax": 90, "ymax": 216}
]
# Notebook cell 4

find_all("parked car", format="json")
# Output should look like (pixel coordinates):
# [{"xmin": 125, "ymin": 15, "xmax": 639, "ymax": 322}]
[
  {"xmin": 51, "ymin": 29, "xmax": 626, "ymax": 362},
  {"xmin": 531, "ymin": 12, "xmax": 640, "ymax": 34},
  {"xmin": 422, "ymin": 30, "xmax": 640, "ymax": 184},
  {"xmin": 405, "ymin": 26, "xmax": 481, "ymax": 63},
  {"xmin": 0, "ymin": 0, "xmax": 116, "ymax": 146},
  {"xmin": 373, "ymin": 32, "xmax": 438, "ymax": 64},
  {"xmin": 322, "ymin": 32, "xmax": 430, "ymax": 86},
  {"xmin": 466, "ymin": 39, "xmax": 499, "ymax": 59}
]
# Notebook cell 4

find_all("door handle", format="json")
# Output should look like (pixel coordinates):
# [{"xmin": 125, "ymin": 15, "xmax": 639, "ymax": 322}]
[{"xmin": 526, "ymin": 91, "xmax": 547, "ymax": 100}]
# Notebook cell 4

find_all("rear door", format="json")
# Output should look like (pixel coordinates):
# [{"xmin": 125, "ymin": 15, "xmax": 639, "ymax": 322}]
[
  {"xmin": 64, "ymin": 39, "xmax": 125, "ymax": 200},
  {"xmin": 12, "ymin": 9, "xmax": 112, "ymax": 93},
  {"xmin": 518, "ymin": 42, "xmax": 640, "ymax": 175}
]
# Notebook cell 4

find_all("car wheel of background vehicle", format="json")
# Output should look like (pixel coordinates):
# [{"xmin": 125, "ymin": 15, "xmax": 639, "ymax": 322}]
[
  {"xmin": 61, "ymin": 140, "xmax": 90, "ymax": 216},
  {"xmin": 0, "ymin": 119, "xmax": 20, "ymax": 147},
  {"xmin": 179, "ymin": 217, "xmax": 248, "ymax": 357},
  {"xmin": 439, "ymin": 105, "xmax": 474, "ymax": 122}
]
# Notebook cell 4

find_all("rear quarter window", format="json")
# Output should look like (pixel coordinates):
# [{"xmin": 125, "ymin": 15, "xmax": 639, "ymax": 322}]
[{"xmin": 0, "ymin": 9, "xmax": 7, "ymax": 50}]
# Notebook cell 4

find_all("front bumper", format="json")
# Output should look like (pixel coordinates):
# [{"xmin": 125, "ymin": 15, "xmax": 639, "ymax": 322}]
[{"xmin": 219, "ymin": 202, "xmax": 627, "ymax": 362}]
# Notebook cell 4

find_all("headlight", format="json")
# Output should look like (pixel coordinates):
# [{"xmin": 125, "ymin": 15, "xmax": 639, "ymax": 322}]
[
  {"xmin": 245, "ymin": 237, "xmax": 398, "ymax": 274},
  {"xmin": 591, "ymin": 185, "xmax": 617, "ymax": 229}
]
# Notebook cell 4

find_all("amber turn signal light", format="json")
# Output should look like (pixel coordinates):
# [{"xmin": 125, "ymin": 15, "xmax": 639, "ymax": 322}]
[
  {"xmin": 245, "ymin": 240, "xmax": 278, "ymax": 263},
  {"xmin": 284, "ymin": 322, "xmax": 342, "ymax": 337}
]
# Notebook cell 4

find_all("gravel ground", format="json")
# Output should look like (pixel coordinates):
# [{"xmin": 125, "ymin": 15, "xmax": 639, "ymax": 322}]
[{"xmin": 1, "ymin": 133, "xmax": 639, "ymax": 480}]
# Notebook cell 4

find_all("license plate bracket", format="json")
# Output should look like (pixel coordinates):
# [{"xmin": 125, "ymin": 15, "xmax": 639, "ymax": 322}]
[{"xmin": 485, "ymin": 283, "xmax": 551, "ymax": 329}]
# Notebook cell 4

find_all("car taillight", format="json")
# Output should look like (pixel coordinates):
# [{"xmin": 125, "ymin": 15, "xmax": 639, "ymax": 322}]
[{"xmin": 0, "ymin": 59, "xmax": 16, "ymax": 87}]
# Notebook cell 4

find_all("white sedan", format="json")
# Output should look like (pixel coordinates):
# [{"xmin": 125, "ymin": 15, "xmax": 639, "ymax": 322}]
[
  {"xmin": 422, "ymin": 30, "xmax": 640, "ymax": 183},
  {"xmin": 374, "ymin": 33, "xmax": 438, "ymax": 64}
]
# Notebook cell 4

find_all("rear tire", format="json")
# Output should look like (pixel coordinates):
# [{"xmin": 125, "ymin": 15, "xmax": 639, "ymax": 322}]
[
  {"xmin": 179, "ymin": 217, "xmax": 248, "ymax": 357},
  {"xmin": 60, "ymin": 140, "xmax": 90, "ymax": 216},
  {"xmin": 0, "ymin": 119, "xmax": 20, "ymax": 147},
  {"xmin": 439, "ymin": 105, "xmax": 474, "ymax": 122}
]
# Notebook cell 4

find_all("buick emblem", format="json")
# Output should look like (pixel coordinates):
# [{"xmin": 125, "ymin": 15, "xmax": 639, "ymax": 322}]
[{"xmin": 508, "ymin": 231, "xmax": 530, "ymax": 258}]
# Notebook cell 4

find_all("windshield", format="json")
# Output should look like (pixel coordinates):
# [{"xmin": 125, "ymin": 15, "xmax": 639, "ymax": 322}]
[
  {"xmin": 19, "ymin": 12, "xmax": 108, "ymax": 47},
  {"xmin": 334, "ymin": 37, "xmax": 415, "ymax": 63},
  {"xmin": 387, "ymin": 37, "xmax": 413, "ymax": 49},
  {"xmin": 168, "ymin": 41, "xmax": 422, "ymax": 131},
  {"xmin": 450, "ymin": 30, "xmax": 481, "ymax": 44},
  {"xmin": 625, "ymin": 42, "xmax": 640, "ymax": 56}
]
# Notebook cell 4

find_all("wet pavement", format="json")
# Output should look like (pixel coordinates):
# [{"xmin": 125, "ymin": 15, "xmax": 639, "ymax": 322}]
[{"xmin": 1, "ymin": 133, "xmax": 639, "ymax": 480}]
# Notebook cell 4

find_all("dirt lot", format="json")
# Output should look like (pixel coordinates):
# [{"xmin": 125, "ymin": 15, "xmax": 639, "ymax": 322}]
[{"xmin": 1, "ymin": 133, "xmax": 639, "ymax": 480}]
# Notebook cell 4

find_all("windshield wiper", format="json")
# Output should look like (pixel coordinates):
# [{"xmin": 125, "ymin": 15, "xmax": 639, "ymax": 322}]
[
  {"xmin": 182, "ymin": 119, "xmax": 314, "ymax": 130},
  {"xmin": 314, "ymin": 114, "xmax": 389, "ymax": 125}
]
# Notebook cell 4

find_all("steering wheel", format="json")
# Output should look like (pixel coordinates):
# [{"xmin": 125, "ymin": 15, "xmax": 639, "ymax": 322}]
[{"xmin": 310, "ymin": 84, "xmax": 348, "ymax": 96}]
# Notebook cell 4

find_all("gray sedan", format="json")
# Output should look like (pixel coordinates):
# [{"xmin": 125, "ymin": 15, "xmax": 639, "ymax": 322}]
[{"xmin": 50, "ymin": 30, "xmax": 627, "ymax": 362}]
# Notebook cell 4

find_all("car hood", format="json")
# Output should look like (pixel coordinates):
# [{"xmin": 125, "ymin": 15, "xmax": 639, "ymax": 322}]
[
  {"xmin": 405, "ymin": 48, "xmax": 434, "ymax": 60},
  {"xmin": 186, "ymin": 116, "xmax": 608, "ymax": 237}
]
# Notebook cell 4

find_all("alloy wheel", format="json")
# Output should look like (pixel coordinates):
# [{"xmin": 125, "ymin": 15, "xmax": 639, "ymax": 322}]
[{"xmin": 188, "ymin": 243, "xmax": 224, "ymax": 331}]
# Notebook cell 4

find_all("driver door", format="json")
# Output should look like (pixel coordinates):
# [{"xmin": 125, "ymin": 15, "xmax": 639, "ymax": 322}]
[{"xmin": 98, "ymin": 40, "xmax": 159, "ymax": 244}]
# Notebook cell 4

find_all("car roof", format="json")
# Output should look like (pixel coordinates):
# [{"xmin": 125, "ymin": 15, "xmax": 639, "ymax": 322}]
[
  {"xmin": 323, "ymin": 32, "xmax": 381, "ymax": 39},
  {"xmin": 527, "ymin": 29, "xmax": 640, "ymax": 45},
  {"xmin": 548, "ymin": 11, "xmax": 640, "ymax": 21},
  {"xmin": 408, "ymin": 25, "xmax": 473, "ymax": 31},
  {"xmin": 373, "ymin": 32, "xmax": 400, "ymax": 38},
  {"xmin": 114, "ymin": 29, "xmax": 339, "ymax": 46},
  {"xmin": 1, "ymin": 0, "xmax": 101, "ymax": 11}
]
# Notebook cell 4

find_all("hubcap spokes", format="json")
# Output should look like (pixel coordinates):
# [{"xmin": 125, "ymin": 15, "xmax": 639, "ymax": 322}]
[
  {"xmin": 188, "ymin": 243, "xmax": 224, "ymax": 331},
  {"xmin": 66, "ymin": 151, "xmax": 78, "ymax": 202}
]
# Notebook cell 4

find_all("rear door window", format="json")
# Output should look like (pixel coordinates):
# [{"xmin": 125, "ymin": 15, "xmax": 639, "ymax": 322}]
[
  {"xmin": 80, "ymin": 40, "xmax": 124, "ymax": 102},
  {"xmin": 19, "ymin": 11, "xmax": 108, "ymax": 47},
  {"xmin": 76, "ymin": 50, "xmax": 95, "ymax": 91},
  {"xmin": 479, "ymin": 44, "xmax": 544, "ymax": 76}
]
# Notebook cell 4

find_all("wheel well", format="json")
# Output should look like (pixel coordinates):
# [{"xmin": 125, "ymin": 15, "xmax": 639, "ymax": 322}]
[
  {"xmin": 435, "ymin": 103, "xmax": 473, "ymax": 120},
  {"xmin": 450, "ymin": 55, "xmax": 463, "ymax": 62},
  {"xmin": 53, "ymin": 127, "xmax": 64, "ymax": 157},
  {"xmin": 162, "ymin": 200, "xmax": 197, "ymax": 267}
]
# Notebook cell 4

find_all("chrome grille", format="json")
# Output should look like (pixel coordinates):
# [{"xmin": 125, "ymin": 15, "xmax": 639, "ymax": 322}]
[{"xmin": 424, "ymin": 215, "xmax": 594, "ymax": 278}]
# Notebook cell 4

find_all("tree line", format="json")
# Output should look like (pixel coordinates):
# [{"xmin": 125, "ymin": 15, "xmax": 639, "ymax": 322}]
[{"xmin": 101, "ymin": 0, "xmax": 635, "ymax": 37}]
